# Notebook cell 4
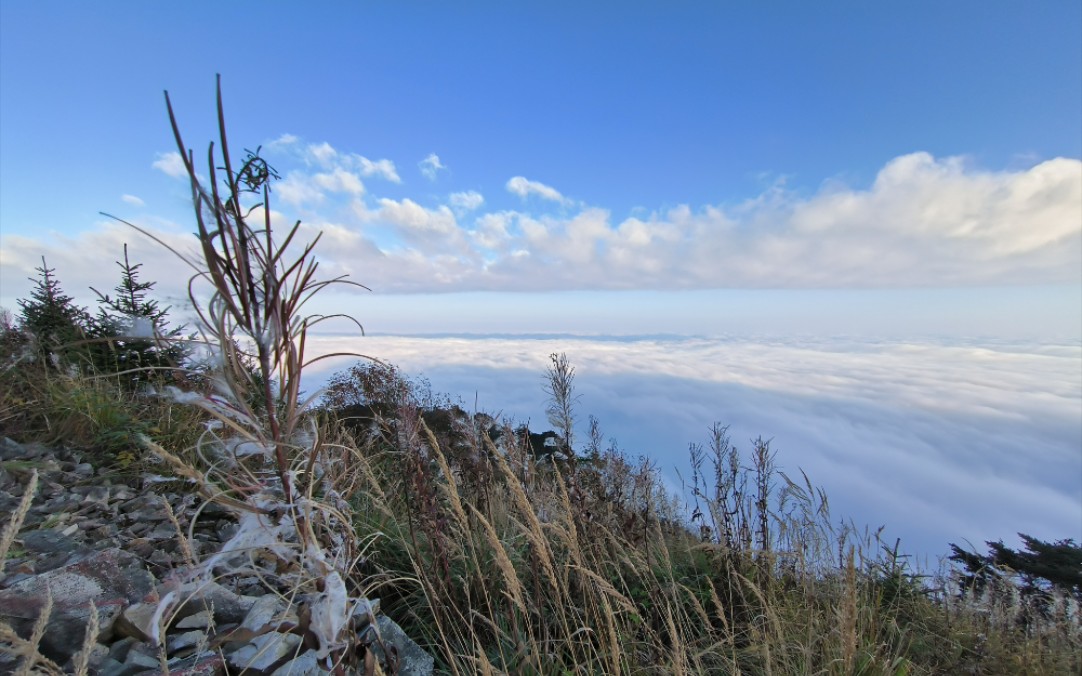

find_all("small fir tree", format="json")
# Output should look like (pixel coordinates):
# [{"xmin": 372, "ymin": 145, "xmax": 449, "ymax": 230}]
[
  {"xmin": 17, "ymin": 257, "xmax": 90, "ymax": 369},
  {"xmin": 90, "ymin": 244, "xmax": 187, "ymax": 385}
]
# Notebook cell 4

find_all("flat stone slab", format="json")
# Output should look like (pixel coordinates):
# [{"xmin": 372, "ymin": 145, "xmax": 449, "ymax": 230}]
[{"xmin": 0, "ymin": 547, "xmax": 156, "ymax": 663}]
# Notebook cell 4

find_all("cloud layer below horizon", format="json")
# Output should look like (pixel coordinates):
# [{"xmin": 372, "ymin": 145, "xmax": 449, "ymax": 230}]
[
  {"xmin": 2, "ymin": 146, "xmax": 1079, "ymax": 301},
  {"xmin": 304, "ymin": 334, "xmax": 1082, "ymax": 562}
]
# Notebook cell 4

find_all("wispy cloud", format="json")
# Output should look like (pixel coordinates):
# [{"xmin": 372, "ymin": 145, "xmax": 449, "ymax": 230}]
[
  {"xmin": 308, "ymin": 141, "xmax": 338, "ymax": 167},
  {"xmin": 151, "ymin": 151, "xmax": 187, "ymax": 178},
  {"xmin": 267, "ymin": 138, "xmax": 402, "ymax": 206},
  {"xmin": 356, "ymin": 156, "xmax": 400, "ymax": 184},
  {"xmin": 265, "ymin": 133, "xmax": 299, "ymax": 151},
  {"xmin": 449, "ymin": 190, "xmax": 484, "ymax": 212},
  {"xmin": 506, "ymin": 176, "xmax": 567, "ymax": 203},
  {"xmin": 419, "ymin": 153, "xmax": 446, "ymax": 181},
  {"xmin": 311, "ymin": 144, "xmax": 400, "ymax": 183},
  {"xmin": 121, "ymin": 194, "xmax": 145, "ymax": 207}
]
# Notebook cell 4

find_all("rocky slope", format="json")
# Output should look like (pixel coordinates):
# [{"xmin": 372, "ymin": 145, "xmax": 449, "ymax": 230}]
[{"xmin": 0, "ymin": 437, "xmax": 433, "ymax": 675}]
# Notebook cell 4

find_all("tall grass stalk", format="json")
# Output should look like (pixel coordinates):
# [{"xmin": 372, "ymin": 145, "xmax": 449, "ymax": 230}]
[{"xmin": 102, "ymin": 75, "xmax": 385, "ymax": 671}]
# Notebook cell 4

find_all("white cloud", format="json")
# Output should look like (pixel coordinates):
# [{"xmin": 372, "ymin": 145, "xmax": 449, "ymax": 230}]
[
  {"xmin": 12, "ymin": 152, "xmax": 1081, "ymax": 296},
  {"xmin": 313, "ymin": 169, "xmax": 365, "ymax": 196},
  {"xmin": 450, "ymin": 190, "xmax": 484, "ymax": 211},
  {"xmin": 152, "ymin": 151, "xmax": 187, "ymax": 178},
  {"xmin": 267, "ymin": 137, "xmax": 399, "ymax": 184},
  {"xmin": 374, "ymin": 198, "xmax": 456, "ymax": 235},
  {"xmin": 483, "ymin": 153, "xmax": 1079, "ymax": 291},
  {"xmin": 308, "ymin": 141, "xmax": 338, "ymax": 167},
  {"xmin": 471, "ymin": 212, "xmax": 512, "ymax": 250},
  {"xmin": 277, "ymin": 172, "xmax": 328, "ymax": 206},
  {"xmin": 419, "ymin": 153, "xmax": 446, "ymax": 181},
  {"xmin": 121, "ymin": 194, "xmax": 145, "ymax": 207},
  {"xmin": 277, "ymin": 168, "xmax": 366, "ymax": 207},
  {"xmin": 267, "ymin": 139, "xmax": 400, "ymax": 206},
  {"xmin": 506, "ymin": 176, "xmax": 567, "ymax": 203},
  {"xmin": 521, "ymin": 208, "xmax": 610, "ymax": 265},
  {"xmin": 265, "ymin": 133, "xmax": 299, "ymax": 151},
  {"xmin": 368, "ymin": 198, "xmax": 471, "ymax": 256},
  {"xmin": 355, "ymin": 156, "xmax": 401, "ymax": 184}
]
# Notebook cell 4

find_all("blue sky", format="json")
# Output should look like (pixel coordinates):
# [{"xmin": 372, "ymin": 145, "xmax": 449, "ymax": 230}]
[
  {"xmin": 1, "ymin": 3, "xmax": 1080, "ymax": 322},
  {"xmin": 1, "ymin": 3, "xmax": 1080, "ymax": 556}
]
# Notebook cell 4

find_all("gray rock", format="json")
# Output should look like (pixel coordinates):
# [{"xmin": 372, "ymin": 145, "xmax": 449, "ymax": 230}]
[
  {"xmin": 98, "ymin": 656, "xmax": 145, "ymax": 676},
  {"xmin": 229, "ymin": 632, "xmax": 302, "ymax": 672},
  {"xmin": 20, "ymin": 528, "xmax": 87, "ymax": 555},
  {"xmin": 0, "ymin": 547, "xmax": 156, "ymax": 663},
  {"xmin": 124, "ymin": 642, "xmax": 163, "ymax": 671},
  {"xmin": 147, "ymin": 548, "xmax": 176, "ymax": 569},
  {"xmin": 175, "ymin": 609, "xmax": 214, "ymax": 630},
  {"xmin": 1, "ymin": 436, "xmax": 34, "ymax": 460},
  {"xmin": 149, "ymin": 522, "xmax": 178, "ymax": 540},
  {"xmin": 158, "ymin": 653, "xmax": 225, "ymax": 675},
  {"xmin": 240, "ymin": 593, "xmax": 287, "ymax": 632},
  {"xmin": 19, "ymin": 528, "xmax": 94, "ymax": 573},
  {"xmin": 0, "ymin": 488, "xmax": 19, "ymax": 513},
  {"xmin": 171, "ymin": 580, "xmax": 257, "ymax": 625},
  {"xmin": 113, "ymin": 486, "xmax": 135, "ymax": 501},
  {"xmin": 91, "ymin": 522, "xmax": 121, "ymax": 541},
  {"xmin": 114, "ymin": 601, "xmax": 165, "ymax": 643},
  {"xmin": 167, "ymin": 629, "xmax": 208, "ymax": 655},
  {"xmin": 107, "ymin": 636, "xmax": 139, "ymax": 663},
  {"xmin": 44, "ymin": 492, "xmax": 84, "ymax": 512},
  {"xmin": 374, "ymin": 615, "xmax": 434, "ymax": 676},
  {"xmin": 82, "ymin": 484, "xmax": 112, "ymax": 504},
  {"xmin": 269, "ymin": 649, "xmax": 322, "ymax": 676},
  {"xmin": 97, "ymin": 657, "xmax": 134, "ymax": 674},
  {"xmin": 0, "ymin": 570, "xmax": 35, "ymax": 586},
  {"xmin": 64, "ymin": 641, "xmax": 110, "ymax": 674},
  {"xmin": 120, "ymin": 493, "xmax": 162, "ymax": 514}
]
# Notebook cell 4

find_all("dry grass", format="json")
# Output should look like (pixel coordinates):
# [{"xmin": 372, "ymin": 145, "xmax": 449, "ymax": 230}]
[
  {"xmin": 325, "ymin": 385, "xmax": 1081, "ymax": 674},
  {"xmin": 0, "ymin": 469, "xmax": 37, "ymax": 576}
]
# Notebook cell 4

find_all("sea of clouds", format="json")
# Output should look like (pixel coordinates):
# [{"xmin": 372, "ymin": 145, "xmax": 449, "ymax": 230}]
[{"xmin": 305, "ymin": 333, "xmax": 1082, "ymax": 565}]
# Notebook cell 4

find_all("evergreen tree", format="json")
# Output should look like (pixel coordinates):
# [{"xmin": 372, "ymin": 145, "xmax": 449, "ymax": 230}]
[
  {"xmin": 90, "ymin": 244, "xmax": 188, "ymax": 386},
  {"xmin": 17, "ymin": 257, "xmax": 91, "ymax": 369},
  {"xmin": 950, "ymin": 534, "xmax": 1082, "ymax": 600}
]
